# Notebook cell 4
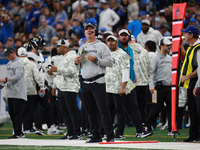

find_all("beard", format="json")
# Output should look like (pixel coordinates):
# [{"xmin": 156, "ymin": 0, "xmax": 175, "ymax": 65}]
[
  {"xmin": 142, "ymin": 28, "xmax": 149, "ymax": 34},
  {"xmin": 120, "ymin": 40, "xmax": 129, "ymax": 47}
]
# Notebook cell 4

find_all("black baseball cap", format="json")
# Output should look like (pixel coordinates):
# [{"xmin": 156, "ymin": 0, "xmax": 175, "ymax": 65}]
[{"xmin": 3, "ymin": 46, "xmax": 15, "ymax": 57}]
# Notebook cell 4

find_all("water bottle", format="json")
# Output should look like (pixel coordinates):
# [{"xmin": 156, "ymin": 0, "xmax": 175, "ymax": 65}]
[{"xmin": 39, "ymin": 92, "xmax": 45, "ymax": 98}]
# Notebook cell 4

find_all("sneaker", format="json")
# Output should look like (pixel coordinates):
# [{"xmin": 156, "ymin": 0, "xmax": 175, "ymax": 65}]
[
  {"xmin": 106, "ymin": 138, "xmax": 114, "ymax": 142},
  {"xmin": 114, "ymin": 134, "xmax": 125, "ymax": 139},
  {"xmin": 81, "ymin": 129, "xmax": 88, "ymax": 136},
  {"xmin": 168, "ymin": 131, "xmax": 180, "ymax": 136},
  {"xmin": 35, "ymin": 129, "xmax": 45, "ymax": 136},
  {"xmin": 47, "ymin": 126, "xmax": 64, "ymax": 135},
  {"xmin": 86, "ymin": 138, "xmax": 102, "ymax": 143},
  {"xmin": 135, "ymin": 131, "xmax": 153, "ymax": 138},
  {"xmin": 101, "ymin": 135, "xmax": 107, "ymax": 140},
  {"xmin": 60, "ymin": 135, "xmax": 69, "ymax": 140},
  {"xmin": 17, "ymin": 133, "xmax": 25, "ymax": 138},
  {"xmin": 23, "ymin": 129, "xmax": 36, "ymax": 134},
  {"xmin": 42, "ymin": 124, "xmax": 48, "ymax": 130},
  {"xmin": 182, "ymin": 137, "xmax": 195, "ymax": 142},
  {"xmin": 58, "ymin": 123, "xmax": 67, "ymax": 130},
  {"xmin": 86, "ymin": 134, "xmax": 93, "ymax": 140},
  {"xmin": 68, "ymin": 135, "xmax": 83, "ymax": 140},
  {"xmin": 8, "ymin": 135, "xmax": 18, "ymax": 139},
  {"xmin": 194, "ymin": 138, "xmax": 200, "ymax": 143}
]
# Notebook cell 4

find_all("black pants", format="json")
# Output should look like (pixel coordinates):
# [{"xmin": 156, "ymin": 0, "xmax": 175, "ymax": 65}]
[
  {"xmin": 57, "ymin": 89, "xmax": 81, "ymax": 135},
  {"xmin": 106, "ymin": 93, "xmax": 125, "ymax": 135},
  {"xmin": 187, "ymin": 88, "xmax": 200, "ymax": 139},
  {"xmin": 38, "ymin": 91, "xmax": 52, "ymax": 128},
  {"xmin": 147, "ymin": 86, "xmax": 171, "ymax": 131},
  {"xmin": 47, "ymin": 89, "xmax": 60, "ymax": 125},
  {"xmin": 78, "ymin": 92, "xmax": 90, "ymax": 132},
  {"xmin": 82, "ymin": 83, "xmax": 114, "ymax": 139},
  {"xmin": 8, "ymin": 98, "xmax": 25, "ymax": 136},
  {"xmin": 24, "ymin": 95, "xmax": 42, "ymax": 130},
  {"xmin": 123, "ymin": 89, "xmax": 144, "ymax": 133},
  {"xmin": 135, "ymin": 86, "xmax": 148, "ymax": 124}
]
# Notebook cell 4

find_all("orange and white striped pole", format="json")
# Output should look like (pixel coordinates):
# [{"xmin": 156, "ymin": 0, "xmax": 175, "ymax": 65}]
[{"xmin": 171, "ymin": 3, "xmax": 187, "ymax": 141}]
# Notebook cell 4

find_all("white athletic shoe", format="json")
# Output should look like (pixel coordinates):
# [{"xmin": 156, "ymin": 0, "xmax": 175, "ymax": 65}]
[{"xmin": 47, "ymin": 125, "xmax": 64, "ymax": 135}]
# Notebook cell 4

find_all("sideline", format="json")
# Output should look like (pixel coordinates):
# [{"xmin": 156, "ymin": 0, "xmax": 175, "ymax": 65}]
[{"xmin": 0, "ymin": 139, "xmax": 200, "ymax": 150}]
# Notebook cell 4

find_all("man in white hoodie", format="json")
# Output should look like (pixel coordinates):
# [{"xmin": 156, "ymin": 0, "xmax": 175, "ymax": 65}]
[
  {"xmin": 18, "ymin": 47, "xmax": 46, "ymax": 135},
  {"xmin": 129, "ymin": 36, "xmax": 152, "ymax": 125},
  {"xmin": 137, "ymin": 19, "xmax": 163, "ymax": 52}
]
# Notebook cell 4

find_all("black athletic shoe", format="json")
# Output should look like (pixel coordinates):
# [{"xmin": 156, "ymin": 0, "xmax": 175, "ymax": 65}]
[
  {"xmin": 114, "ymin": 134, "xmax": 125, "ymax": 139},
  {"xmin": 9, "ymin": 135, "xmax": 18, "ymax": 139},
  {"xmin": 182, "ymin": 137, "xmax": 195, "ymax": 142},
  {"xmin": 86, "ymin": 138, "xmax": 102, "ymax": 143},
  {"xmin": 60, "ymin": 135, "xmax": 69, "ymax": 139},
  {"xmin": 68, "ymin": 135, "xmax": 83, "ymax": 140},
  {"xmin": 106, "ymin": 138, "xmax": 114, "ymax": 142}
]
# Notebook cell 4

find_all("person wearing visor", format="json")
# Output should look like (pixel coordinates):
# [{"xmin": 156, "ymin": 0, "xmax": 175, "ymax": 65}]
[
  {"xmin": 148, "ymin": 38, "xmax": 172, "ymax": 135},
  {"xmin": 0, "ymin": 47, "xmax": 27, "ymax": 139},
  {"xmin": 180, "ymin": 25, "xmax": 200, "ymax": 142},
  {"xmin": 75, "ymin": 23, "xmax": 114, "ymax": 143},
  {"xmin": 48, "ymin": 39, "xmax": 81, "ymax": 140}
]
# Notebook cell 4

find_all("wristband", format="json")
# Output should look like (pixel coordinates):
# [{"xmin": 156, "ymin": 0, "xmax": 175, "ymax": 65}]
[{"xmin": 94, "ymin": 58, "xmax": 98, "ymax": 64}]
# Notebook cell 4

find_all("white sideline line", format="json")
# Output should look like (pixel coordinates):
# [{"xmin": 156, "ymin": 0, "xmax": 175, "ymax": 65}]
[{"xmin": 0, "ymin": 139, "xmax": 200, "ymax": 150}]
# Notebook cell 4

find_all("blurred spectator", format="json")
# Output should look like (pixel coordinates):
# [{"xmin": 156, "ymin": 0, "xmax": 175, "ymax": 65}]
[
  {"xmin": 24, "ymin": 1, "xmax": 35, "ymax": 34},
  {"xmin": 137, "ymin": 19, "xmax": 163, "ymax": 52},
  {"xmin": 117, "ymin": 0, "xmax": 129, "ymax": 27},
  {"xmin": 57, "ymin": 28, "xmax": 67, "ymax": 39},
  {"xmin": 15, "ymin": 39, "xmax": 23, "ymax": 48},
  {"xmin": 72, "ymin": 0, "xmax": 88, "ymax": 12},
  {"xmin": 189, "ymin": 18, "xmax": 197, "ymax": 26},
  {"xmin": 45, "ymin": 36, "xmax": 59, "ymax": 51},
  {"xmin": 139, "ymin": 10, "xmax": 147, "ymax": 21},
  {"xmin": 32, "ymin": 26, "xmax": 39, "ymax": 37},
  {"xmin": 6, "ymin": 37, "xmax": 14, "ymax": 47},
  {"xmin": 54, "ymin": 0, "xmax": 68, "ymax": 25},
  {"xmin": 72, "ymin": 34, "xmax": 81, "ymax": 46},
  {"xmin": 84, "ymin": 0, "xmax": 98, "ymax": 9},
  {"xmin": 84, "ymin": 9, "xmax": 97, "ymax": 27},
  {"xmin": 196, "ymin": 13, "xmax": 200, "ymax": 26},
  {"xmin": 99, "ymin": 0, "xmax": 120, "ymax": 32},
  {"xmin": 127, "ymin": 0, "xmax": 139, "ymax": 21},
  {"xmin": 8, "ymin": 0, "xmax": 18, "ymax": 18},
  {"xmin": 70, "ymin": 4, "xmax": 84, "ymax": 25},
  {"xmin": 68, "ymin": 37, "xmax": 79, "ymax": 49},
  {"xmin": 41, "ymin": 7, "xmax": 55, "ymax": 26},
  {"xmin": 38, "ymin": 17, "xmax": 55, "ymax": 46},
  {"xmin": 64, "ymin": 0, "xmax": 73, "ymax": 20},
  {"xmin": 18, "ymin": 1, "xmax": 27, "ymax": 20},
  {"xmin": 0, "ymin": 14, "xmax": 13, "ymax": 44},
  {"xmin": 30, "ymin": 0, "xmax": 42, "ymax": 28},
  {"xmin": 159, "ymin": 23, "xmax": 171, "ymax": 37},
  {"xmin": 127, "ymin": 12, "xmax": 142, "ymax": 39},
  {"xmin": 13, "ymin": 13, "xmax": 24, "ymax": 33},
  {"xmin": 69, "ymin": 18, "xmax": 84, "ymax": 38},
  {"xmin": 103, "ymin": 31, "xmax": 113, "ymax": 42},
  {"xmin": 46, "ymin": 0, "xmax": 54, "ymax": 12}
]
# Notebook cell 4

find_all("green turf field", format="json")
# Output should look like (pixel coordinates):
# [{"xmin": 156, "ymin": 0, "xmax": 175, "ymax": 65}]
[
  {"xmin": 0, "ymin": 123, "xmax": 189, "ymax": 142},
  {"xmin": 0, "ymin": 123, "xmax": 190, "ymax": 150}
]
